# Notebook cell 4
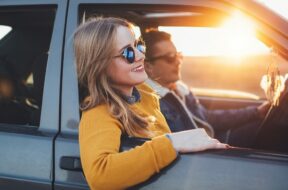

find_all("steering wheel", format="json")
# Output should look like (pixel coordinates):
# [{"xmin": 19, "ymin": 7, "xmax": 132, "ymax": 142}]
[{"xmin": 253, "ymin": 80, "xmax": 288, "ymax": 153}]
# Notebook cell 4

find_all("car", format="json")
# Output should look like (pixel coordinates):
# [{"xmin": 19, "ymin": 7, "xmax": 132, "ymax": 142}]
[{"xmin": 0, "ymin": 0, "xmax": 288, "ymax": 189}]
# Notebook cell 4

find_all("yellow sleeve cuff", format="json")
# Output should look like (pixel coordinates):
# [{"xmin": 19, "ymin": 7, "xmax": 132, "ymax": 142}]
[{"xmin": 148, "ymin": 135, "xmax": 178, "ymax": 172}]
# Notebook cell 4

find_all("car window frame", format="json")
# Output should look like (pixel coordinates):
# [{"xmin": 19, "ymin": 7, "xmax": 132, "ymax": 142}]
[{"xmin": 0, "ymin": 0, "xmax": 67, "ymax": 133}]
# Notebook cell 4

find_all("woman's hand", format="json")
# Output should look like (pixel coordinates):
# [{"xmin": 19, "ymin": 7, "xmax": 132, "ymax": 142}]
[{"xmin": 168, "ymin": 128, "xmax": 229, "ymax": 153}]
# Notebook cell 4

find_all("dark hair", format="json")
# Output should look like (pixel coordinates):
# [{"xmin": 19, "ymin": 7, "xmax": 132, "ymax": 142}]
[{"xmin": 142, "ymin": 30, "xmax": 171, "ymax": 59}]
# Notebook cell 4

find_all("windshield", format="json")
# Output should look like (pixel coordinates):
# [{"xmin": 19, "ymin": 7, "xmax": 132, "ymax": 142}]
[{"xmin": 159, "ymin": 11, "xmax": 288, "ymax": 99}]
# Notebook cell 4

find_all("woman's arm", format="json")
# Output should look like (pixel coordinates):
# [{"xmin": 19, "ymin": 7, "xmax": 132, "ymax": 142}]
[{"xmin": 79, "ymin": 107, "xmax": 177, "ymax": 190}]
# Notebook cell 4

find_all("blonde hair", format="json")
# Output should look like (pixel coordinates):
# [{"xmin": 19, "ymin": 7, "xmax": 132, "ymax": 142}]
[{"xmin": 74, "ymin": 17, "xmax": 151, "ymax": 137}]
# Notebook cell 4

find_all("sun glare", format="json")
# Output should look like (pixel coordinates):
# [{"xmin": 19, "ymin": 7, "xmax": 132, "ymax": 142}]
[
  {"xmin": 160, "ymin": 11, "xmax": 269, "ymax": 57},
  {"xmin": 219, "ymin": 11, "xmax": 268, "ymax": 57}
]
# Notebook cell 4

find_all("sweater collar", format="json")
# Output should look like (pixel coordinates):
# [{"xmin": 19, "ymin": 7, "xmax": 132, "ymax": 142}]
[{"xmin": 145, "ymin": 78, "xmax": 170, "ymax": 97}]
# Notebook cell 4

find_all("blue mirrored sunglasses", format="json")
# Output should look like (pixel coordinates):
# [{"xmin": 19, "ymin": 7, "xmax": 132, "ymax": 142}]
[{"xmin": 114, "ymin": 43, "xmax": 146, "ymax": 64}]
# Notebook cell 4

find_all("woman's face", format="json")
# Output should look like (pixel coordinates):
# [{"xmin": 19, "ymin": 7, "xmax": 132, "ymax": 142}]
[{"xmin": 106, "ymin": 26, "xmax": 147, "ymax": 95}]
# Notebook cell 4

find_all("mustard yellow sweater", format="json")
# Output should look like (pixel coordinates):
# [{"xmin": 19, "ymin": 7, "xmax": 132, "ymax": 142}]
[{"xmin": 79, "ymin": 84, "xmax": 178, "ymax": 190}]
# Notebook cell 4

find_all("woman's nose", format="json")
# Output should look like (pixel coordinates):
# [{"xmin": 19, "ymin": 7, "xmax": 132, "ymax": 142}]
[{"xmin": 135, "ymin": 47, "xmax": 145, "ymax": 62}]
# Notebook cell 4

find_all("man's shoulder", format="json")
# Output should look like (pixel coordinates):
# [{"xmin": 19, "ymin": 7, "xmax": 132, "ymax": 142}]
[{"xmin": 175, "ymin": 81, "xmax": 191, "ymax": 96}]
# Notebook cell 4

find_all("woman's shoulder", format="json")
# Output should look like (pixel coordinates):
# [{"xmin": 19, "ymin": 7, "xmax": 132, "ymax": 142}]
[
  {"xmin": 80, "ymin": 104, "xmax": 122, "ymax": 130},
  {"xmin": 136, "ymin": 83, "xmax": 159, "ymax": 106},
  {"xmin": 81, "ymin": 104, "xmax": 112, "ymax": 122}
]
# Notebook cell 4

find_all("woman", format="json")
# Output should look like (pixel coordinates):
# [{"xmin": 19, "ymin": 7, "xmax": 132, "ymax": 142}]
[{"xmin": 74, "ymin": 17, "xmax": 228, "ymax": 190}]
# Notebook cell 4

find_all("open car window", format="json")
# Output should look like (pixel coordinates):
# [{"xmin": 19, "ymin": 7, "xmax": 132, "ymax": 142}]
[
  {"xmin": 75, "ymin": 3, "xmax": 288, "ymax": 154},
  {"xmin": 79, "ymin": 4, "xmax": 288, "ymax": 102}
]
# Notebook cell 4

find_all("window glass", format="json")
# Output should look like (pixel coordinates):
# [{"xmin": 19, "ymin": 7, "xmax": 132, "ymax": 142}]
[
  {"xmin": 159, "ymin": 14, "xmax": 288, "ymax": 100},
  {"xmin": 0, "ymin": 7, "xmax": 55, "ymax": 126}
]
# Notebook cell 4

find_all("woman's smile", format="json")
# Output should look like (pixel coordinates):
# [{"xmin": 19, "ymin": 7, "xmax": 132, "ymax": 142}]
[{"xmin": 132, "ymin": 64, "xmax": 145, "ymax": 72}]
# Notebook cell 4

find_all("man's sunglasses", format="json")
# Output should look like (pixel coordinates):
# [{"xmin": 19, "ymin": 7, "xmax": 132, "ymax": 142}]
[
  {"xmin": 146, "ymin": 52, "xmax": 183, "ymax": 63},
  {"xmin": 113, "ymin": 42, "xmax": 146, "ymax": 64}
]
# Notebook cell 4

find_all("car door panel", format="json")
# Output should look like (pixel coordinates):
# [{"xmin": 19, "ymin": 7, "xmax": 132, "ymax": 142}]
[
  {"xmin": 198, "ymin": 96, "xmax": 262, "ymax": 110},
  {"xmin": 133, "ymin": 149, "xmax": 288, "ymax": 190},
  {"xmin": 54, "ymin": 136, "xmax": 88, "ymax": 190},
  {"xmin": 0, "ymin": 132, "xmax": 53, "ymax": 190}
]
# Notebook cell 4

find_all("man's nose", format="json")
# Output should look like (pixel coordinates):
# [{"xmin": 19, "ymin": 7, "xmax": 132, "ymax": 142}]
[
  {"xmin": 175, "ymin": 57, "xmax": 182, "ymax": 65},
  {"xmin": 176, "ymin": 53, "xmax": 183, "ymax": 65}
]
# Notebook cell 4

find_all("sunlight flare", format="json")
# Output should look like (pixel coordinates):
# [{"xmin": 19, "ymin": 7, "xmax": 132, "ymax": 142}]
[
  {"xmin": 219, "ymin": 11, "xmax": 267, "ymax": 57},
  {"xmin": 160, "ymin": 11, "xmax": 269, "ymax": 57}
]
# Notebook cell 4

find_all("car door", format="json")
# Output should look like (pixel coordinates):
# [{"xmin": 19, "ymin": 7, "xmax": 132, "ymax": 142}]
[
  {"xmin": 55, "ymin": 0, "xmax": 288, "ymax": 190},
  {"xmin": 54, "ymin": 0, "xmax": 88, "ymax": 189},
  {"xmin": 0, "ymin": 0, "xmax": 67, "ymax": 189}
]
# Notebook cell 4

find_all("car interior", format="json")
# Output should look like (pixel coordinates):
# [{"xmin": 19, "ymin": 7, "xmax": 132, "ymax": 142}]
[
  {"xmin": 0, "ymin": 6, "xmax": 55, "ymax": 126},
  {"xmin": 79, "ymin": 4, "xmax": 288, "ymax": 153}
]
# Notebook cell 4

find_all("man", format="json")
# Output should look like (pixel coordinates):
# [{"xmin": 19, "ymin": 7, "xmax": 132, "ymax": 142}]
[{"xmin": 143, "ymin": 30, "xmax": 269, "ymax": 146}]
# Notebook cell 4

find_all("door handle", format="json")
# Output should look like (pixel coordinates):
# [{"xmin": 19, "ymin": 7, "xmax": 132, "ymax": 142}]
[{"xmin": 60, "ymin": 156, "xmax": 82, "ymax": 171}]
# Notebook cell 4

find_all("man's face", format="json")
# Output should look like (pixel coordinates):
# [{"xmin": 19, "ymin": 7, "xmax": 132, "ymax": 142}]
[{"xmin": 145, "ymin": 40, "xmax": 182, "ymax": 87}]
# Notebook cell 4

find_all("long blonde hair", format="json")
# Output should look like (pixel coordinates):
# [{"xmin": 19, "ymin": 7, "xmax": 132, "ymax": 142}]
[{"xmin": 74, "ymin": 17, "xmax": 151, "ymax": 137}]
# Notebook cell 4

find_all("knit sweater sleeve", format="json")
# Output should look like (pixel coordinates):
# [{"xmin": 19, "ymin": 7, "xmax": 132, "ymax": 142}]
[{"xmin": 79, "ymin": 106, "xmax": 177, "ymax": 190}]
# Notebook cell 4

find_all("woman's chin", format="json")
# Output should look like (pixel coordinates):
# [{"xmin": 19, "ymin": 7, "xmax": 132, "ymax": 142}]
[{"xmin": 132, "ymin": 72, "xmax": 148, "ymax": 84}]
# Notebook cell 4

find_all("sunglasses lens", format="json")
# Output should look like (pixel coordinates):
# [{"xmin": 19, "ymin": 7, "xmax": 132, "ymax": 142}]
[
  {"xmin": 166, "ymin": 53, "xmax": 183, "ymax": 63},
  {"xmin": 166, "ymin": 55, "xmax": 177, "ymax": 63},
  {"xmin": 123, "ymin": 46, "xmax": 135, "ymax": 64},
  {"xmin": 137, "ymin": 44, "xmax": 146, "ymax": 54}
]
